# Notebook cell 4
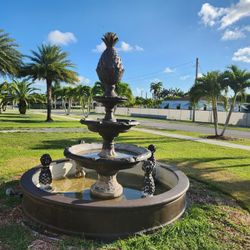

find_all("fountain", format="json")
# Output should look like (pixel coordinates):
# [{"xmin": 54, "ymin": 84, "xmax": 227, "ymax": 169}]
[{"xmin": 20, "ymin": 32, "xmax": 189, "ymax": 241}]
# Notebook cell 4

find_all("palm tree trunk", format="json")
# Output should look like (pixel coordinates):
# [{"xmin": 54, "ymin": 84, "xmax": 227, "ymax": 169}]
[
  {"xmin": 192, "ymin": 106, "xmax": 196, "ymax": 122},
  {"xmin": 212, "ymin": 99, "xmax": 218, "ymax": 136},
  {"xmin": 220, "ymin": 95, "xmax": 237, "ymax": 137},
  {"xmin": 46, "ymin": 79, "xmax": 53, "ymax": 122}
]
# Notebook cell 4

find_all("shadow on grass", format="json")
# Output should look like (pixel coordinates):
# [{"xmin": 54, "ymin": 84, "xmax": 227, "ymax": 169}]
[
  {"xmin": 161, "ymin": 156, "xmax": 250, "ymax": 211},
  {"xmin": 31, "ymin": 136, "xmax": 100, "ymax": 150},
  {"xmin": 31, "ymin": 135, "xmax": 182, "ymax": 150}
]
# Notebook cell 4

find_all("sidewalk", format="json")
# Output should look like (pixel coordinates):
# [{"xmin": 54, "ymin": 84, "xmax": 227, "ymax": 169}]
[
  {"xmin": 133, "ymin": 128, "xmax": 250, "ymax": 151},
  {"xmin": 19, "ymin": 111, "xmax": 250, "ymax": 152}
]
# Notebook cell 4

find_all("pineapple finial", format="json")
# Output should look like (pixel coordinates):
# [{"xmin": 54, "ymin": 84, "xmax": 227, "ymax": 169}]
[{"xmin": 102, "ymin": 32, "xmax": 118, "ymax": 48}]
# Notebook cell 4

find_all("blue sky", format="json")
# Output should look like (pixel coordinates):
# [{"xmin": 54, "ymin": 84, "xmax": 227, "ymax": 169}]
[{"xmin": 2, "ymin": 0, "xmax": 250, "ymax": 96}]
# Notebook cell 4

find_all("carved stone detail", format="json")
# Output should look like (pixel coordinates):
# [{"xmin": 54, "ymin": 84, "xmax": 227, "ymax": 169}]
[{"xmin": 142, "ymin": 145, "xmax": 156, "ymax": 197}]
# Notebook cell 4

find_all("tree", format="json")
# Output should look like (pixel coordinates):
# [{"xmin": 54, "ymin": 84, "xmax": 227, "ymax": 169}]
[
  {"xmin": 150, "ymin": 81, "xmax": 163, "ymax": 100},
  {"xmin": 11, "ymin": 80, "xmax": 41, "ymax": 114},
  {"xmin": 116, "ymin": 82, "xmax": 134, "ymax": 105},
  {"xmin": 91, "ymin": 81, "xmax": 104, "ymax": 96},
  {"xmin": 0, "ymin": 29, "xmax": 22, "ymax": 77},
  {"xmin": 159, "ymin": 88, "xmax": 170, "ymax": 99},
  {"xmin": 189, "ymin": 71, "xmax": 224, "ymax": 136},
  {"xmin": 63, "ymin": 86, "xmax": 76, "ymax": 115},
  {"xmin": 75, "ymin": 85, "xmax": 92, "ymax": 116},
  {"xmin": 21, "ymin": 44, "xmax": 79, "ymax": 122},
  {"xmin": 220, "ymin": 65, "xmax": 250, "ymax": 136},
  {"xmin": 0, "ymin": 82, "xmax": 10, "ymax": 113},
  {"xmin": 91, "ymin": 81, "xmax": 134, "ymax": 106}
]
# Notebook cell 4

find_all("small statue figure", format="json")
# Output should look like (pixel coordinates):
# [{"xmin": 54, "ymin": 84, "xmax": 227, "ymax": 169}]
[
  {"xmin": 142, "ymin": 144, "xmax": 156, "ymax": 197},
  {"xmin": 39, "ymin": 154, "xmax": 52, "ymax": 190}
]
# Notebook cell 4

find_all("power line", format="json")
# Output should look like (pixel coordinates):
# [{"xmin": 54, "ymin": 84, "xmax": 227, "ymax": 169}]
[{"xmin": 123, "ymin": 60, "xmax": 193, "ymax": 82}]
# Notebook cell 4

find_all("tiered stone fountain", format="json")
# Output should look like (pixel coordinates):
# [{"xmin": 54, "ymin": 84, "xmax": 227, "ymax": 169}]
[
  {"xmin": 20, "ymin": 33, "xmax": 189, "ymax": 241},
  {"xmin": 65, "ymin": 32, "xmax": 150, "ymax": 199}
]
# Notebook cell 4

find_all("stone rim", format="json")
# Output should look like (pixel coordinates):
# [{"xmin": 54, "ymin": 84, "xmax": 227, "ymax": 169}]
[{"xmin": 21, "ymin": 161, "xmax": 189, "ymax": 209}]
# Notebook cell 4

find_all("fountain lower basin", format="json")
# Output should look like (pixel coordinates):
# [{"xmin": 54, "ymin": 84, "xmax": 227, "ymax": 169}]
[{"xmin": 20, "ymin": 159, "xmax": 189, "ymax": 241}]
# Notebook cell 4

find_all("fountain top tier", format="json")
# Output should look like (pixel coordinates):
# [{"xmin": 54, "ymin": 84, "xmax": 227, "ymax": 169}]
[{"xmin": 81, "ymin": 32, "xmax": 140, "ymax": 158}]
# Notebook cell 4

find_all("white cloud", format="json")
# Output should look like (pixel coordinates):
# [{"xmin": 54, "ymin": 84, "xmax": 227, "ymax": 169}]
[
  {"xmin": 220, "ymin": 0, "xmax": 250, "ymax": 29},
  {"xmin": 221, "ymin": 29, "xmax": 246, "ymax": 40},
  {"xmin": 163, "ymin": 67, "xmax": 175, "ymax": 74},
  {"xmin": 197, "ymin": 73, "xmax": 203, "ymax": 78},
  {"xmin": 135, "ymin": 45, "xmax": 144, "ymax": 51},
  {"xmin": 232, "ymin": 46, "xmax": 250, "ymax": 63},
  {"xmin": 118, "ymin": 41, "xmax": 144, "ymax": 52},
  {"xmin": 180, "ymin": 75, "xmax": 191, "ymax": 80},
  {"xmin": 93, "ymin": 41, "xmax": 143, "ymax": 53},
  {"xmin": 92, "ymin": 42, "xmax": 106, "ymax": 53},
  {"xmin": 199, "ymin": 1, "xmax": 250, "ymax": 29},
  {"xmin": 119, "ymin": 41, "xmax": 133, "ymax": 52},
  {"xmin": 198, "ymin": 3, "xmax": 226, "ymax": 27},
  {"xmin": 78, "ymin": 76, "xmax": 90, "ymax": 85},
  {"xmin": 47, "ymin": 30, "xmax": 77, "ymax": 46}
]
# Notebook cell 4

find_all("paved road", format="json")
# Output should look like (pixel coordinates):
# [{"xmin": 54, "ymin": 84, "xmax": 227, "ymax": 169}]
[
  {"xmin": 136, "ymin": 119, "xmax": 250, "ymax": 139},
  {"xmin": 31, "ymin": 111, "xmax": 250, "ymax": 151},
  {"xmin": 45, "ymin": 110, "xmax": 250, "ymax": 139}
]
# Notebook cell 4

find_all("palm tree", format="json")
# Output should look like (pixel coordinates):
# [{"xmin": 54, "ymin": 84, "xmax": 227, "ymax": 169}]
[
  {"xmin": 160, "ymin": 88, "xmax": 170, "ymax": 99},
  {"xmin": 91, "ymin": 81, "xmax": 105, "ymax": 96},
  {"xmin": 21, "ymin": 44, "xmax": 79, "ymax": 122},
  {"xmin": 75, "ymin": 85, "xmax": 92, "ymax": 116},
  {"xmin": 63, "ymin": 86, "xmax": 76, "ymax": 115},
  {"xmin": 0, "ymin": 81, "xmax": 10, "ymax": 113},
  {"xmin": 220, "ymin": 65, "xmax": 250, "ymax": 136},
  {"xmin": 189, "ymin": 71, "xmax": 224, "ymax": 136},
  {"xmin": 0, "ymin": 29, "xmax": 22, "ymax": 77},
  {"xmin": 11, "ymin": 80, "xmax": 42, "ymax": 114},
  {"xmin": 116, "ymin": 82, "xmax": 134, "ymax": 105},
  {"xmin": 150, "ymin": 81, "xmax": 163, "ymax": 100}
]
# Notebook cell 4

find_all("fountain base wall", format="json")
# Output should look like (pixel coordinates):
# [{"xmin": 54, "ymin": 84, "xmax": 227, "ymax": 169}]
[{"xmin": 21, "ymin": 160, "xmax": 189, "ymax": 241}]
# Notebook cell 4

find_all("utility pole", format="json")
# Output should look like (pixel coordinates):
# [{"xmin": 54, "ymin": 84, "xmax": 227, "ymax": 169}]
[{"xmin": 192, "ymin": 57, "xmax": 199, "ymax": 122}]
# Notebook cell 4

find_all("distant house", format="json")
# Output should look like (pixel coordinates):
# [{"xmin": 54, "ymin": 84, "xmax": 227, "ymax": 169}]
[
  {"xmin": 159, "ymin": 98, "xmax": 248, "ymax": 112},
  {"xmin": 160, "ymin": 98, "xmax": 207, "ymax": 110}
]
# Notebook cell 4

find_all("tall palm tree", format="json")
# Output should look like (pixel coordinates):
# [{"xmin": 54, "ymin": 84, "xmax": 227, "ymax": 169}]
[
  {"xmin": 11, "ymin": 80, "xmax": 42, "ymax": 114},
  {"xmin": 0, "ymin": 29, "xmax": 22, "ymax": 77},
  {"xmin": 150, "ymin": 81, "xmax": 163, "ymax": 100},
  {"xmin": 220, "ymin": 65, "xmax": 250, "ymax": 136},
  {"xmin": 21, "ymin": 44, "xmax": 79, "ymax": 122},
  {"xmin": 189, "ymin": 71, "xmax": 223, "ymax": 136}
]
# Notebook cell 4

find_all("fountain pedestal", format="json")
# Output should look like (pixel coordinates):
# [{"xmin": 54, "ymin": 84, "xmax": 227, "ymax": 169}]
[{"xmin": 91, "ymin": 173, "xmax": 122, "ymax": 198}]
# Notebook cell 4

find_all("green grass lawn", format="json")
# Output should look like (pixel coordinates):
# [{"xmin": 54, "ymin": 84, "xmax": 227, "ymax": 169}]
[
  {"xmin": 0, "ymin": 111, "xmax": 249, "ymax": 249},
  {"xmin": 0, "ymin": 112, "xmax": 82, "ymax": 129}
]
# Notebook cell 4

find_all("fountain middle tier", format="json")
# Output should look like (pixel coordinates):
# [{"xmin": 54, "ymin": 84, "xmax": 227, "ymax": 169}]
[
  {"xmin": 64, "ymin": 143, "xmax": 151, "ymax": 199},
  {"xmin": 64, "ymin": 143, "xmax": 150, "ymax": 174},
  {"xmin": 81, "ymin": 118, "xmax": 139, "ymax": 135}
]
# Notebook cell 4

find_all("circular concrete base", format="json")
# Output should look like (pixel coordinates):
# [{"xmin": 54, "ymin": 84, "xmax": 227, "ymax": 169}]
[{"xmin": 20, "ymin": 160, "xmax": 189, "ymax": 241}]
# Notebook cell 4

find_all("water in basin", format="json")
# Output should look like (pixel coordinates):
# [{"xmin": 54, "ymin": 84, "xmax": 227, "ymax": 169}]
[
  {"xmin": 49, "ymin": 172, "xmax": 169, "ymax": 201},
  {"xmin": 78, "ymin": 150, "xmax": 136, "ymax": 160}
]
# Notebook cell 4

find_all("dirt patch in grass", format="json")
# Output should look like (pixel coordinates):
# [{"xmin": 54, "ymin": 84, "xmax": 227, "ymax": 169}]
[{"xmin": 206, "ymin": 135, "xmax": 240, "ymax": 141}]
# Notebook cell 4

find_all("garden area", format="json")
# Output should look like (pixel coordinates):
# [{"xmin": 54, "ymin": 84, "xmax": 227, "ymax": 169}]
[{"xmin": 0, "ymin": 111, "xmax": 249, "ymax": 249}]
